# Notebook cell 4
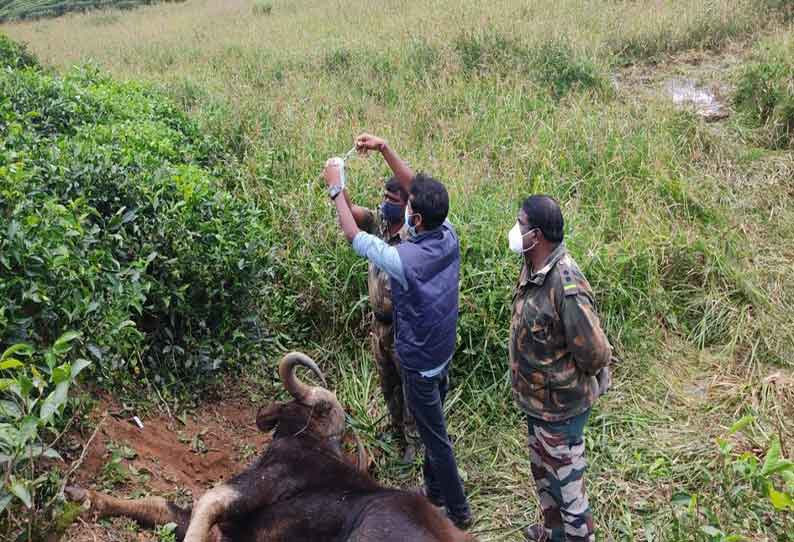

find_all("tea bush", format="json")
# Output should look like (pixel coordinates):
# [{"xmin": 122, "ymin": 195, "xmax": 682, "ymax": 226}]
[
  {"xmin": 0, "ymin": 1, "xmax": 181, "ymax": 23},
  {"xmin": 0, "ymin": 34, "xmax": 37, "ymax": 69},
  {"xmin": 0, "ymin": 334, "xmax": 89, "ymax": 539},
  {"xmin": 0, "ymin": 44, "xmax": 271, "ymax": 391}
]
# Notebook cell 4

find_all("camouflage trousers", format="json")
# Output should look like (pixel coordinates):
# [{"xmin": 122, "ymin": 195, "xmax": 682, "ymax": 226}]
[
  {"xmin": 371, "ymin": 319, "xmax": 420, "ymax": 445},
  {"xmin": 527, "ymin": 410, "xmax": 594, "ymax": 542}
]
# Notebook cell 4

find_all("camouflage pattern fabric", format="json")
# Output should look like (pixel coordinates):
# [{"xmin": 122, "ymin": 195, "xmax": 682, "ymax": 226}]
[
  {"xmin": 509, "ymin": 243, "xmax": 612, "ymax": 422},
  {"xmin": 359, "ymin": 207, "xmax": 405, "ymax": 321},
  {"xmin": 371, "ymin": 318, "xmax": 419, "ymax": 445},
  {"xmin": 528, "ymin": 410, "xmax": 594, "ymax": 542},
  {"xmin": 360, "ymin": 208, "xmax": 418, "ymax": 445}
]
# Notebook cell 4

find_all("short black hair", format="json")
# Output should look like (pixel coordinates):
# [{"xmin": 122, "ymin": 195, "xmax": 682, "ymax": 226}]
[
  {"xmin": 384, "ymin": 176, "xmax": 408, "ymax": 202},
  {"xmin": 409, "ymin": 173, "xmax": 449, "ymax": 230},
  {"xmin": 521, "ymin": 195, "xmax": 564, "ymax": 243}
]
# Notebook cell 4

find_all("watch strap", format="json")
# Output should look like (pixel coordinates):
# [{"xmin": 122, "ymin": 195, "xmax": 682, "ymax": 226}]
[{"xmin": 328, "ymin": 184, "xmax": 343, "ymax": 200}]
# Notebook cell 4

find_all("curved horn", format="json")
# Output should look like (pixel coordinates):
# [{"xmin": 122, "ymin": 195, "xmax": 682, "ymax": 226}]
[{"xmin": 278, "ymin": 352, "xmax": 328, "ymax": 403}]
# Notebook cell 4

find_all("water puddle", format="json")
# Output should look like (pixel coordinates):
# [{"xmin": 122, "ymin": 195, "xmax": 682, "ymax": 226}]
[{"xmin": 665, "ymin": 78, "xmax": 729, "ymax": 122}]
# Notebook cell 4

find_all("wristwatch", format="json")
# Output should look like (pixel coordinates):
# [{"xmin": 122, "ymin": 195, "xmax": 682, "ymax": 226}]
[{"xmin": 328, "ymin": 184, "xmax": 343, "ymax": 200}]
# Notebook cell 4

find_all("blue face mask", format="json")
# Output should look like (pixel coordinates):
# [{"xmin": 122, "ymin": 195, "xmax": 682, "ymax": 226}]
[{"xmin": 381, "ymin": 201, "xmax": 404, "ymax": 224}]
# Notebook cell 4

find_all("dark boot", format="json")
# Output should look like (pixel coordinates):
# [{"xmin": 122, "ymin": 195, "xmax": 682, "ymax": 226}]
[
  {"xmin": 449, "ymin": 509, "xmax": 473, "ymax": 530},
  {"xmin": 400, "ymin": 442, "xmax": 417, "ymax": 465}
]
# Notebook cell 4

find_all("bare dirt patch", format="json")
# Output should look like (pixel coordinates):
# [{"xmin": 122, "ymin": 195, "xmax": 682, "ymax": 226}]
[
  {"xmin": 62, "ymin": 392, "xmax": 270, "ymax": 541},
  {"xmin": 664, "ymin": 78, "xmax": 729, "ymax": 121},
  {"xmin": 612, "ymin": 45, "xmax": 746, "ymax": 121}
]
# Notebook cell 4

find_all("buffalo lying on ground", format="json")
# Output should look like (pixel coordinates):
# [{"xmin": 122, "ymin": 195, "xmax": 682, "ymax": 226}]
[{"xmin": 67, "ymin": 352, "xmax": 477, "ymax": 542}]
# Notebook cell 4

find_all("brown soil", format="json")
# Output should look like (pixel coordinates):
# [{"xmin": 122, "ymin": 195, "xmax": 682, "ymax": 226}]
[{"xmin": 63, "ymin": 392, "xmax": 271, "ymax": 542}]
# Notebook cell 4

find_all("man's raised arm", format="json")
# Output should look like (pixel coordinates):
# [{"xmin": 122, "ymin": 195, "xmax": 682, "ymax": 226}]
[
  {"xmin": 323, "ymin": 159, "xmax": 361, "ymax": 242},
  {"xmin": 342, "ymin": 188, "xmax": 372, "ymax": 231},
  {"xmin": 355, "ymin": 133, "xmax": 415, "ymax": 193},
  {"xmin": 322, "ymin": 158, "xmax": 408, "ymax": 289}
]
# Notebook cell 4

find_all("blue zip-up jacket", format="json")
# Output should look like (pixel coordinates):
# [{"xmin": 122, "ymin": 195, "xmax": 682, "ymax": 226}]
[{"xmin": 391, "ymin": 221, "xmax": 460, "ymax": 373}]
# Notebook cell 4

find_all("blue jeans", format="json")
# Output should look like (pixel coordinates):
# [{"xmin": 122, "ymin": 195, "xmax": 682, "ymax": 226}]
[{"xmin": 401, "ymin": 367, "xmax": 470, "ymax": 518}]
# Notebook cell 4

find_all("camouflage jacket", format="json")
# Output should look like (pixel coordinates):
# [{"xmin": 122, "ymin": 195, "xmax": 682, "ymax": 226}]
[
  {"xmin": 509, "ymin": 243, "xmax": 612, "ymax": 422},
  {"xmin": 359, "ymin": 208, "xmax": 406, "ymax": 322}
]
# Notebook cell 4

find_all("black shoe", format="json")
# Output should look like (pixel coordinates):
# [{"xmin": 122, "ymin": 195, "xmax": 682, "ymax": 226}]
[{"xmin": 449, "ymin": 510, "xmax": 473, "ymax": 530}]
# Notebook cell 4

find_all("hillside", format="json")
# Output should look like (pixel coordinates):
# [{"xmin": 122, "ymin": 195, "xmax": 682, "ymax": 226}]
[
  {"xmin": 0, "ymin": 0, "xmax": 174, "ymax": 22},
  {"xmin": 2, "ymin": 0, "xmax": 794, "ymax": 540}
]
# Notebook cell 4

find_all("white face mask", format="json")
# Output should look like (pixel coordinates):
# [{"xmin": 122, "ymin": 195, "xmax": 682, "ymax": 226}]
[
  {"xmin": 508, "ymin": 222, "xmax": 537, "ymax": 254},
  {"xmin": 404, "ymin": 207, "xmax": 419, "ymax": 237}
]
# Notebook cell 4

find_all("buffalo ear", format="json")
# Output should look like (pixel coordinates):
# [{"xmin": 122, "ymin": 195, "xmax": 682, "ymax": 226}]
[{"xmin": 256, "ymin": 402, "xmax": 285, "ymax": 432}]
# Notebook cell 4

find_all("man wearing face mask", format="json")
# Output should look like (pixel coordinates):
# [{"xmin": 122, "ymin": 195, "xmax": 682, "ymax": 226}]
[
  {"xmin": 508, "ymin": 195, "xmax": 612, "ymax": 542},
  {"xmin": 322, "ymin": 133, "xmax": 472, "ymax": 530},
  {"xmin": 341, "ymin": 176, "xmax": 421, "ymax": 464}
]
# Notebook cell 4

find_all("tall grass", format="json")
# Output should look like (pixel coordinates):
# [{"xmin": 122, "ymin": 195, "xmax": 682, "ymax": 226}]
[
  {"xmin": 2, "ymin": 1, "xmax": 794, "ymax": 540},
  {"xmin": 735, "ymin": 31, "xmax": 794, "ymax": 149},
  {"xmin": 251, "ymin": 0, "xmax": 272, "ymax": 16},
  {"xmin": 1, "ymin": 0, "xmax": 787, "ymax": 70}
]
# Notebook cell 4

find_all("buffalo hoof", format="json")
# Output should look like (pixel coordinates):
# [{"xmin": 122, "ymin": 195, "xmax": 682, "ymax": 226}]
[
  {"xmin": 65, "ymin": 486, "xmax": 89, "ymax": 502},
  {"xmin": 65, "ymin": 486, "xmax": 105, "ymax": 518}
]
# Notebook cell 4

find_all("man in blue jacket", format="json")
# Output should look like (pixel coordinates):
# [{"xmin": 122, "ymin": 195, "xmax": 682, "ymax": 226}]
[{"xmin": 322, "ymin": 133, "xmax": 472, "ymax": 529}]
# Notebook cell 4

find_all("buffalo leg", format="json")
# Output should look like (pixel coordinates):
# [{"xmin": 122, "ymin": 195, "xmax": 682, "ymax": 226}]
[
  {"xmin": 183, "ymin": 461, "xmax": 295, "ymax": 542},
  {"xmin": 65, "ymin": 486, "xmax": 192, "ymax": 538},
  {"xmin": 182, "ymin": 483, "xmax": 243, "ymax": 542}
]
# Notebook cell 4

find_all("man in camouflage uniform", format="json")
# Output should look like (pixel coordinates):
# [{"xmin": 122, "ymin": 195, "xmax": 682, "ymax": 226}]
[
  {"xmin": 343, "ymin": 177, "xmax": 421, "ymax": 463},
  {"xmin": 507, "ymin": 195, "xmax": 612, "ymax": 542}
]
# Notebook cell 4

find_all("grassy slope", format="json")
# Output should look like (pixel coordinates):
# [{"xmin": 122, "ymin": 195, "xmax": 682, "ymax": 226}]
[
  {"xmin": 4, "ymin": 1, "xmax": 794, "ymax": 540},
  {"xmin": 0, "ymin": 0, "xmax": 158, "ymax": 22}
]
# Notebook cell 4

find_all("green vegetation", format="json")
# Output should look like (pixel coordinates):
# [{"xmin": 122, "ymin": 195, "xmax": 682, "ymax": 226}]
[
  {"xmin": 451, "ymin": 33, "xmax": 607, "ymax": 98},
  {"xmin": 0, "ymin": 33, "xmax": 34, "ymax": 67},
  {"xmin": 1, "ymin": 0, "xmax": 794, "ymax": 540},
  {"xmin": 252, "ymin": 0, "xmax": 271, "ymax": 16},
  {"xmin": 156, "ymin": 522, "xmax": 178, "ymax": 542},
  {"xmin": 0, "ymin": 37, "xmax": 272, "ymax": 538},
  {"xmin": 0, "ymin": 332, "xmax": 89, "ymax": 539},
  {"xmin": 735, "ymin": 32, "xmax": 794, "ymax": 148},
  {"xmin": 0, "ymin": 50, "xmax": 271, "ymax": 391},
  {"xmin": 0, "ymin": 0, "xmax": 179, "ymax": 23}
]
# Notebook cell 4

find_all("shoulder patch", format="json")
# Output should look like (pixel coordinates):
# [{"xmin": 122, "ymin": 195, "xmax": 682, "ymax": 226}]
[{"xmin": 557, "ymin": 260, "xmax": 579, "ymax": 296}]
